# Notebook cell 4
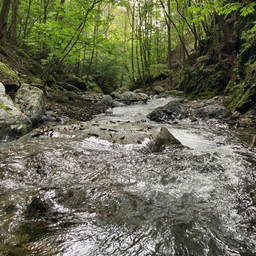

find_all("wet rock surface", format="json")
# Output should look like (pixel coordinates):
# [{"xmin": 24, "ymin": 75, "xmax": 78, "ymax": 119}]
[
  {"xmin": 147, "ymin": 95, "xmax": 256, "ymax": 128},
  {"xmin": 27, "ymin": 119, "xmax": 182, "ymax": 149},
  {"xmin": 0, "ymin": 82, "xmax": 32, "ymax": 141},
  {"xmin": 147, "ymin": 100, "xmax": 188, "ymax": 122},
  {"xmin": 15, "ymin": 83, "xmax": 45, "ymax": 125}
]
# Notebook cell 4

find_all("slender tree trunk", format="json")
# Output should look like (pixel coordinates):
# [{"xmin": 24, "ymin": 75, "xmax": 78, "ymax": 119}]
[
  {"xmin": 41, "ymin": 0, "xmax": 101, "ymax": 79},
  {"xmin": 23, "ymin": 0, "xmax": 32, "ymax": 39},
  {"xmin": 159, "ymin": 0, "xmax": 189, "ymax": 59},
  {"xmin": 11, "ymin": 0, "xmax": 18, "ymax": 45},
  {"xmin": 55, "ymin": 0, "xmax": 65, "ymax": 21},
  {"xmin": 213, "ymin": 11, "xmax": 222, "ymax": 63},
  {"xmin": 131, "ymin": 3, "xmax": 135, "ymax": 83},
  {"xmin": 217, "ymin": 14, "xmax": 230, "ymax": 53},
  {"xmin": 0, "ymin": 0, "xmax": 11, "ymax": 46},
  {"xmin": 135, "ymin": 39, "xmax": 141, "ymax": 81},
  {"xmin": 167, "ymin": 0, "xmax": 173, "ymax": 87}
]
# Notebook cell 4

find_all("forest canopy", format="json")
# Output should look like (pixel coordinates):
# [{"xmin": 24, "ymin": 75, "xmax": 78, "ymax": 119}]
[{"xmin": 0, "ymin": 0, "xmax": 255, "ymax": 91}]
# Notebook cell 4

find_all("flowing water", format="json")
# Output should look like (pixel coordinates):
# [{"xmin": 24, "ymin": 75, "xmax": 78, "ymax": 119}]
[{"xmin": 0, "ymin": 97, "xmax": 256, "ymax": 256}]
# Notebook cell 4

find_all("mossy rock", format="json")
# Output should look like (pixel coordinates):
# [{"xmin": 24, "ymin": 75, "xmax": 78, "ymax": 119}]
[
  {"xmin": 154, "ymin": 85, "xmax": 164, "ymax": 94},
  {"xmin": 46, "ymin": 75, "xmax": 56, "ymax": 86},
  {"xmin": 225, "ymin": 62, "xmax": 256, "ymax": 113},
  {"xmin": 64, "ymin": 84, "xmax": 81, "ymax": 93},
  {"xmin": 66, "ymin": 76, "xmax": 87, "ymax": 90},
  {"xmin": 16, "ymin": 49, "xmax": 44, "ymax": 74},
  {"xmin": 87, "ymin": 82, "xmax": 103, "ymax": 94},
  {"xmin": 99, "ymin": 83, "xmax": 116, "ymax": 94},
  {"xmin": 31, "ymin": 78, "xmax": 45, "ymax": 91},
  {"xmin": 166, "ymin": 90, "xmax": 184, "ymax": 96},
  {"xmin": 0, "ymin": 61, "xmax": 20, "ymax": 86},
  {"xmin": 179, "ymin": 68, "xmax": 228, "ymax": 100},
  {"xmin": 116, "ymin": 87, "xmax": 129, "ymax": 94},
  {"xmin": 225, "ymin": 85, "xmax": 256, "ymax": 114},
  {"xmin": 50, "ymin": 84, "xmax": 61, "ymax": 92},
  {"xmin": 133, "ymin": 89, "xmax": 144, "ymax": 93}
]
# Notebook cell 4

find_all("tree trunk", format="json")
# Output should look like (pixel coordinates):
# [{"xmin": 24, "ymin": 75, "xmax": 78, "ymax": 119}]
[
  {"xmin": 40, "ymin": 0, "xmax": 101, "ymax": 79},
  {"xmin": 11, "ymin": 0, "xmax": 18, "ymax": 45},
  {"xmin": 159, "ymin": 0, "xmax": 189, "ymax": 60},
  {"xmin": 23, "ymin": 0, "xmax": 32, "ymax": 40},
  {"xmin": 131, "ymin": 3, "xmax": 135, "ymax": 83},
  {"xmin": 167, "ymin": 0, "xmax": 173, "ymax": 87},
  {"xmin": 0, "ymin": 0, "xmax": 11, "ymax": 46}
]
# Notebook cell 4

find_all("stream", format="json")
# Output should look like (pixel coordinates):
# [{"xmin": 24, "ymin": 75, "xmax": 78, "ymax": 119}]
[{"xmin": 0, "ymin": 97, "xmax": 255, "ymax": 255}]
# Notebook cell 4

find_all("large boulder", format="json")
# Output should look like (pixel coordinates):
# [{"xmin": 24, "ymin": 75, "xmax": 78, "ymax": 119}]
[
  {"xmin": 15, "ymin": 83, "xmax": 45, "ymax": 125},
  {"xmin": 0, "ymin": 82, "xmax": 32, "ymax": 141},
  {"xmin": 110, "ymin": 92, "xmax": 122, "ymax": 99},
  {"xmin": 121, "ymin": 92, "xmax": 139, "ymax": 101},
  {"xmin": 147, "ymin": 100, "xmax": 188, "ymax": 122},
  {"xmin": 192, "ymin": 104, "xmax": 231, "ymax": 119},
  {"xmin": 66, "ymin": 76, "xmax": 87, "ymax": 91}
]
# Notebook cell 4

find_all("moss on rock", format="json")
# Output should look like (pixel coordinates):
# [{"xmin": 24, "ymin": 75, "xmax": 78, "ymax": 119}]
[
  {"xmin": 65, "ymin": 84, "xmax": 81, "ymax": 93},
  {"xmin": 179, "ymin": 67, "xmax": 228, "ymax": 100},
  {"xmin": 116, "ymin": 87, "xmax": 129, "ymax": 94},
  {"xmin": 0, "ymin": 102, "xmax": 14, "ymax": 117},
  {"xmin": 0, "ymin": 61, "xmax": 20, "ymax": 86},
  {"xmin": 66, "ymin": 76, "xmax": 87, "ymax": 90},
  {"xmin": 225, "ymin": 62, "xmax": 256, "ymax": 113},
  {"xmin": 87, "ymin": 82, "xmax": 103, "ymax": 94}
]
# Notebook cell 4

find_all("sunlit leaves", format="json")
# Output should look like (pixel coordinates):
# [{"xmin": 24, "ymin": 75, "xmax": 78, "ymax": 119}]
[
  {"xmin": 216, "ymin": 2, "xmax": 241, "ymax": 15},
  {"xmin": 240, "ymin": 2, "xmax": 256, "ymax": 17}
]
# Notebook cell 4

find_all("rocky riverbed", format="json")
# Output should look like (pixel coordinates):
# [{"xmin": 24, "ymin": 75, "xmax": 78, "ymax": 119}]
[{"xmin": 44, "ymin": 91, "xmax": 256, "ymax": 129}]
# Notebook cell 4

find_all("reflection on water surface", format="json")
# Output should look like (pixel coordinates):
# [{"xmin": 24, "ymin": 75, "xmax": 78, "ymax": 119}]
[{"xmin": 0, "ymin": 97, "xmax": 255, "ymax": 255}]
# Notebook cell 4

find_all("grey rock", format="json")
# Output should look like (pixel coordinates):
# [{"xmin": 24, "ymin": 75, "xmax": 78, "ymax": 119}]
[
  {"xmin": 97, "ymin": 95, "xmax": 113, "ymax": 106},
  {"xmin": 147, "ymin": 100, "xmax": 188, "ymax": 122},
  {"xmin": 110, "ymin": 92, "xmax": 122, "ymax": 99},
  {"xmin": 121, "ymin": 91, "xmax": 139, "ymax": 101},
  {"xmin": 146, "ymin": 127, "xmax": 181, "ymax": 152},
  {"xmin": 192, "ymin": 104, "xmax": 230, "ymax": 119},
  {"xmin": 136, "ymin": 93, "xmax": 148, "ymax": 99},
  {"xmin": 0, "ymin": 82, "xmax": 32, "ymax": 141},
  {"xmin": 112, "ymin": 101, "xmax": 126, "ymax": 107},
  {"xmin": 15, "ymin": 83, "xmax": 45, "ymax": 125}
]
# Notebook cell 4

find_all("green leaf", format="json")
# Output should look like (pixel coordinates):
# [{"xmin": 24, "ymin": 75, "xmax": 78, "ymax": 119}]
[{"xmin": 240, "ymin": 3, "xmax": 256, "ymax": 17}]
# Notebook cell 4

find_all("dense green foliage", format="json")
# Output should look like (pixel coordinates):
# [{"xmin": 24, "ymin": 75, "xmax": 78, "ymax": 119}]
[{"xmin": 0, "ymin": 0, "xmax": 255, "ymax": 98}]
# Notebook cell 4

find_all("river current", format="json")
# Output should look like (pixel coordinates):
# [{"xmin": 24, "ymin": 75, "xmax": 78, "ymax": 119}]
[{"xmin": 0, "ymin": 97, "xmax": 255, "ymax": 255}]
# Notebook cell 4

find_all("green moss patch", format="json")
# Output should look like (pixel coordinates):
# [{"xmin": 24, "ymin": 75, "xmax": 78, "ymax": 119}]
[
  {"xmin": 0, "ymin": 62, "xmax": 20, "ymax": 86},
  {"xmin": 65, "ymin": 84, "xmax": 81, "ymax": 93},
  {"xmin": 87, "ymin": 82, "xmax": 103, "ymax": 94},
  {"xmin": 0, "ymin": 102, "xmax": 14, "ymax": 118}
]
